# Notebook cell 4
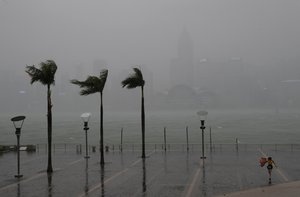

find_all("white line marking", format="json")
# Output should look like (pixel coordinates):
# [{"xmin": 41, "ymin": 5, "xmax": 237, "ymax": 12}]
[
  {"xmin": 0, "ymin": 172, "xmax": 47, "ymax": 191},
  {"xmin": 130, "ymin": 159, "xmax": 142, "ymax": 167},
  {"xmin": 0, "ymin": 158, "xmax": 84, "ymax": 191},
  {"xmin": 69, "ymin": 158, "xmax": 84, "ymax": 165},
  {"xmin": 78, "ymin": 168, "xmax": 130, "ymax": 197},
  {"xmin": 78, "ymin": 150, "xmax": 156, "ymax": 197},
  {"xmin": 184, "ymin": 162, "xmax": 203, "ymax": 197},
  {"xmin": 131, "ymin": 168, "xmax": 165, "ymax": 197}
]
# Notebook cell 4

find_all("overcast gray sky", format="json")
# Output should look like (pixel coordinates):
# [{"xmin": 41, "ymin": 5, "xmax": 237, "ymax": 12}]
[{"xmin": 1, "ymin": 0, "xmax": 300, "ymax": 90}]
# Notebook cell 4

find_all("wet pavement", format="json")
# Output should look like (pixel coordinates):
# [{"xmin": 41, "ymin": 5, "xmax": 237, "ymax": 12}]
[{"xmin": 0, "ymin": 145, "xmax": 300, "ymax": 197}]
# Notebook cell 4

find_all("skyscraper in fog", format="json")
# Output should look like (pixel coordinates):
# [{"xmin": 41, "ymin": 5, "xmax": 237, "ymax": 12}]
[{"xmin": 170, "ymin": 28, "xmax": 194, "ymax": 88}]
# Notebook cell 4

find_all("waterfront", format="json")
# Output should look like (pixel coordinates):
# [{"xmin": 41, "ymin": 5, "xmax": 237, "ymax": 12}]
[
  {"xmin": 1, "ymin": 109, "xmax": 300, "ymax": 145},
  {"xmin": 1, "ymin": 109, "xmax": 300, "ymax": 196}
]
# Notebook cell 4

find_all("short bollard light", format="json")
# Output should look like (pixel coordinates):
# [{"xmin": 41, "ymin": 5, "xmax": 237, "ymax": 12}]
[
  {"xmin": 11, "ymin": 115, "xmax": 26, "ymax": 178},
  {"xmin": 81, "ymin": 113, "xmax": 91, "ymax": 159},
  {"xmin": 197, "ymin": 110, "xmax": 208, "ymax": 159}
]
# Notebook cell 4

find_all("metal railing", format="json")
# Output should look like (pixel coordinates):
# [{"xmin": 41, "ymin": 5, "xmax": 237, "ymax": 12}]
[{"xmin": 29, "ymin": 143, "xmax": 300, "ymax": 154}]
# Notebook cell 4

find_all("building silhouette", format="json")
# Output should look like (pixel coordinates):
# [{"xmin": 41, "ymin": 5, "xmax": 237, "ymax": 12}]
[{"xmin": 170, "ymin": 28, "xmax": 194, "ymax": 88}]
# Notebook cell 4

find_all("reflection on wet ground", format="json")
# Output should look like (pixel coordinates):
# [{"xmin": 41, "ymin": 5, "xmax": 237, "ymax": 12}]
[{"xmin": 0, "ymin": 146, "xmax": 299, "ymax": 197}]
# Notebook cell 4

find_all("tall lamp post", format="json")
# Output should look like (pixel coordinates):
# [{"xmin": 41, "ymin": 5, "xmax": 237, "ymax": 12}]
[
  {"xmin": 11, "ymin": 115, "xmax": 26, "ymax": 178},
  {"xmin": 81, "ymin": 113, "xmax": 91, "ymax": 159},
  {"xmin": 197, "ymin": 111, "xmax": 208, "ymax": 159}
]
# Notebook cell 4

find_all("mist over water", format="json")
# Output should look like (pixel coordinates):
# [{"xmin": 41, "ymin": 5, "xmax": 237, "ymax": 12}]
[{"xmin": 1, "ymin": 109, "xmax": 300, "ymax": 145}]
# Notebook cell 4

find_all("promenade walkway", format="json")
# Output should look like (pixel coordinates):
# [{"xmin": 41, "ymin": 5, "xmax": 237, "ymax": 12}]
[
  {"xmin": 215, "ymin": 181, "xmax": 300, "ymax": 197},
  {"xmin": 0, "ymin": 145, "xmax": 299, "ymax": 196}
]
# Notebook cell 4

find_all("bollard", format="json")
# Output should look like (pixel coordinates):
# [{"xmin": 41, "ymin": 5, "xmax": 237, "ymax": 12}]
[
  {"xmin": 186, "ymin": 126, "xmax": 189, "ymax": 152},
  {"xmin": 209, "ymin": 127, "xmax": 212, "ymax": 152},
  {"xmin": 235, "ymin": 138, "xmax": 239, "ymax": 152},
  {"xmin": 164, "ymin": 127, "xmax": 167, "ymax": 152},
  {"xmin": 120, "ymin": 128, "xmax": 123, "ymax": 153}
]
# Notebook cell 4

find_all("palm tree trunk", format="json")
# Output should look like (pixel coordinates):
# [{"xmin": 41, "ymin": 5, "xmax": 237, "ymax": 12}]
[
  {"xmin": 141, "ymin": 86, "xmax": 145, "ymax": 158},
  {"xmin": 47, "ymin": 85, "xmax": 53, "ymax": 173},
  {"xmin": 100, "ymin": 92, "xmax": 104, "ymax": 166}
]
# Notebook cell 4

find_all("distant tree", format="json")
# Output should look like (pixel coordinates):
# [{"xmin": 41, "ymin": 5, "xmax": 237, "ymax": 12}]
[
  {"xmin": 121, "ymin": 68, "xmax": 146, "ymax": 158},
  {"xmin": 25, "ymin": 60, "xmax": 57, "ymax": 173},
  {"xmin": 71, "ymin": 69, "xmax": 108, "ymax": 166}
]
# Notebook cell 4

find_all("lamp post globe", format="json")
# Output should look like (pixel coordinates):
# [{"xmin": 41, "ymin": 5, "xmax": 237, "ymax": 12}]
[
  {"xmin": 197, "ymin": 111, "xmax": 208, "ymax": 159},
  {"xmin": 81, "ymin": 113, "xmax": 91, "ymax": 159}
]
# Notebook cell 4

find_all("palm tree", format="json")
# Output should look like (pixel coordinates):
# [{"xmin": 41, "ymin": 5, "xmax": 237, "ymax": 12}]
[
  {"xmin": 71, "ymin": 69, "xmax": 108, "ymax": 166},
  {"xmin": 25, "ymin": 60, "xmax": 57, "ymax": 173},
  {"xmin": 121, "ymin": 68, "xmax": 146, "ymax": 158}
]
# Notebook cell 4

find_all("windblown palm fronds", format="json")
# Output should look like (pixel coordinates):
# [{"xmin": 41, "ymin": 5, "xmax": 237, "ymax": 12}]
[
  {"xmin": 122, "ymin": 68, "xmax": 144, "ymax": 89},
  {"xmin": 121, "ymin": 67, "xmax": 146, "ymax": 158},
  {"xmin": 71, "ymin": 69, "xmax": 108, "ymax": 166},
  {"xmin": 25, "ymin": 60, "xmax": 57, "ymax": 173},
  {"xmin": 26, "ymin": 60, "xmax": 57, "ymax": 85}
]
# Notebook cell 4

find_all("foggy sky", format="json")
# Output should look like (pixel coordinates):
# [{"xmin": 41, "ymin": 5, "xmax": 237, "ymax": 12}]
[
  {"xmin": 1, "ymin": 1, "xmax": 300, "ymax": 69},
  {"xmin": 1, "ymin": 0, "xmax": 300, "ymax": 112}
]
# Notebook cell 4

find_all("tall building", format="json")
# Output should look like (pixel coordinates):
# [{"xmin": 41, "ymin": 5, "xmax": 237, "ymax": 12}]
[{"xmin": 170, "ymin": 28, "xmax": 195, "ymax": 88}]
